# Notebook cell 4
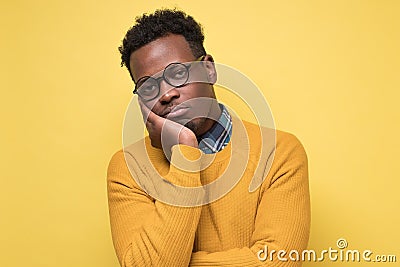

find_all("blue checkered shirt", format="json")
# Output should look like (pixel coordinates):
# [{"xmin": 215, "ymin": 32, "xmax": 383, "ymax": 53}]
[{"xmin": 198, "ymin": 104, "xmax": 232, "ymax": 154}]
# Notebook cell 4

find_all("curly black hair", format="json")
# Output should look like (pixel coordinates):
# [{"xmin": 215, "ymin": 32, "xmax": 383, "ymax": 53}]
[{"xmin": 119, "ymin": 9, "xmax": 207, "ymax": 80}]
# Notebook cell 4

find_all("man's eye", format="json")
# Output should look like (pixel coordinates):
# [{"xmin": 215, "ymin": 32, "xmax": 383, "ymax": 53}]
[
  {"xmin": 166, "ymin": 65, "xmax": 188, "ymax": 81},
  {"xmin": 140, "ymin": 84, "xmax": 157, "ymax": 96},
  {"xmin": 172, "ymin": 69, "xmax": 187, "ymax": 79}
]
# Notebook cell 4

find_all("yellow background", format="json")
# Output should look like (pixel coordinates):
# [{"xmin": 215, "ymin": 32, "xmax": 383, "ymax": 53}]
[{"xmin": 1, "ymin": 0, "xmax": 399, "ymax": 266}]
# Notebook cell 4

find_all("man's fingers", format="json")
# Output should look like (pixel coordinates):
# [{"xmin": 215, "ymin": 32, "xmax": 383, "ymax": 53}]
[{"xmin": 138, "ymin": 98, "xmax": 154, "ymax": 123}]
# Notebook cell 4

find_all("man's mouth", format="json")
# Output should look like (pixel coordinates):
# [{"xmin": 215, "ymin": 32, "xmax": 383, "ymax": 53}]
[{"xmin": 162, "ymin": 105, "xmax": 189, "ymax": 119}]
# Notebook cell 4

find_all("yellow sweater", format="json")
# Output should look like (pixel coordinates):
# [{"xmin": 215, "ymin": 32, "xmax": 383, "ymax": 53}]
[{"xmin": 107, "ymin": 119, "xmax": 310, "ymax": 266}]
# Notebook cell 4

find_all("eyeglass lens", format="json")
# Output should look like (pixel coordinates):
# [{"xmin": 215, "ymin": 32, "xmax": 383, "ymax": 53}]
[{"xmin": 136, "ymin": 63, "xmax": 190, "ymax": 100}]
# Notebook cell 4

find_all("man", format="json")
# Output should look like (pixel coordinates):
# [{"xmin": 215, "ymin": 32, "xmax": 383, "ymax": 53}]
[{"xmin": 107, "ymin": 9, "xmax": 310, "ymax": 266}]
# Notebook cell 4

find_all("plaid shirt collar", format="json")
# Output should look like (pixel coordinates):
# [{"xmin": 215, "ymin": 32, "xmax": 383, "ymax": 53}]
[{"xmin": 198, "ymin": 104, "xmax": 232, "ymax": 154}]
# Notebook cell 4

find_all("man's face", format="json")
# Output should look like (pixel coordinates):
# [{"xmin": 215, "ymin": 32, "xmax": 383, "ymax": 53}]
[{"xmin": 129, "ymin": 34, "xmax": 218, "ymax": 136}]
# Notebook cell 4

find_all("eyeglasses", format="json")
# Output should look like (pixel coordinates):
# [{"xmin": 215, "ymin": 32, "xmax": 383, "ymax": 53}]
[{"xmin": 133, "ymin": 56, "xmax": 205, "ymax": 101}]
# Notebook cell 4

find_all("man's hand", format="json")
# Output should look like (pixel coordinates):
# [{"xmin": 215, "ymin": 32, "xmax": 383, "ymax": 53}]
[{"xmin": 139, "ymin": 99, "xmax": 198, "ymax": 154}]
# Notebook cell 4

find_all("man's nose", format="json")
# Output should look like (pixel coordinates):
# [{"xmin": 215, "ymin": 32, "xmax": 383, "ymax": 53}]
[{"xmin": 158, "ymin": 80, "xmax": 180, "ymax": 104}]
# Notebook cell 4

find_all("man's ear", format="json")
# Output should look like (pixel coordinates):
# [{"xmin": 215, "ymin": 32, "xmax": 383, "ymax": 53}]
[{"xmin": 203, "ymin": 54, "xmax": 217, "ymax": 84}]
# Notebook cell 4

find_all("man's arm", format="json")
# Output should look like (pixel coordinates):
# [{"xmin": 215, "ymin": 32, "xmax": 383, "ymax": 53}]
[
  {"xmin": 107, "ymin": 145, "xmax": 204, "ymax": 267},
  {"xmin": 108, "ymin": 96, "xmax": 205, "ymax": 266},
  {"xmin": 189, "ymin": 133, "xmax": 310, "ymax": 266}
]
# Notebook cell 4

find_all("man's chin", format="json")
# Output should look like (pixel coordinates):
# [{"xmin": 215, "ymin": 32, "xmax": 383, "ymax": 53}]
[
  {"xmin": 184, "ymin": 121, "xmax": 199, "ymax": 134},
  {"xmin": 184, "ymin": 118, "xmax": 207, "ymax": 137}
]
